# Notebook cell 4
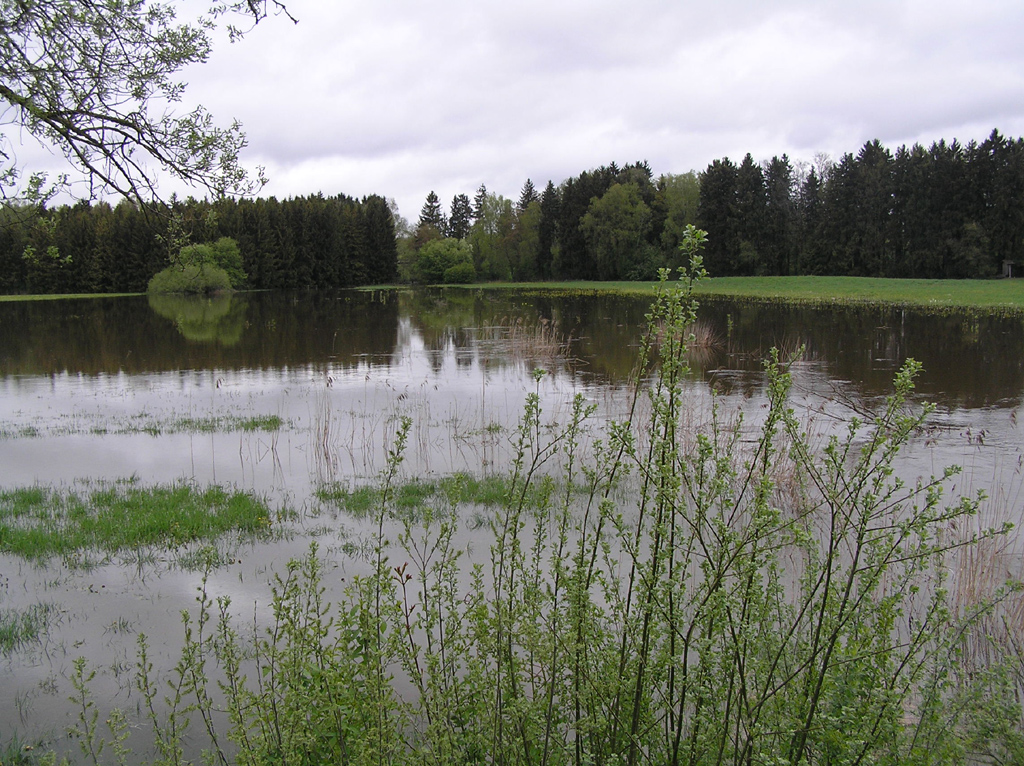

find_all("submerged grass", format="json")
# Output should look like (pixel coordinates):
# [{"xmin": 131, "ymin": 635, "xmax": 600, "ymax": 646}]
[
  {"xmin": 0, "ymin": 603, "xmax": 57, "ymax": 654},
  {"xmin": 0, "ymin": 413, "xmax": 285, "ymax": 440},
  {"xmin": 316, "ymin": 471, "xmax": 555, "ymax": 518},
  {"xmin": 0, "ymin": 480, "xmax": 274, "ymax": 561},
  {"xmin": 0, "ymin": 732, "xmax": 50, "ymax": 766},
  {"xmin": 156, "ymin": 413, "xmax": 285, "ymax": 435},
  {"xmin": 0, "ymin": 426, "xmax": 40, "ymax": 439}
]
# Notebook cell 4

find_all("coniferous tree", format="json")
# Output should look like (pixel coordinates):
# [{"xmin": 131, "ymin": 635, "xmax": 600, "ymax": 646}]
[
  {"xmin": 448, "ymin": 194, "xmax": 473, "ymax": 240},
  {"xmin": 554, "ymin": 165, "xmax": 615, "ymax": 279},
  {"xmin": 698, "ymin": 158, "xmax": 740, "ymax": 276},
  {"xmin": 363, "ymin": 194, "xmax": 399, "ymax": 283},
  {"xmin": 51, "ymin": 201, "xmax": 98, "ymax": 291},
  {"xmin": 975, "ymin": 129, "xmax": 1024, "ymax": 275},
  {"xmin": 852, "ymin": 139, "xmax": 896, "ymax": 276},
  {"xmin": 107, "ymin": 198, "xmax": 164, "ymax": 291},
  {"xmin": 735, "ymin": 153, "xmax": 767, "ymax": 273},
  {"xmin": 763, "ymin": 155, "xmax": 796, "ymax": 275},
  {"xmin": 7, "ymin": 129, "xmax": 1024, "ymax": 293},
  {"xmin": 472, "ymin": 184, "xmax": 488, "ymax": 220},
  {"xmin": 536, "ymin": 180, "xmax": 560, "ymax": 279},
  {"xmin": 518, "ymin": 178, "xmax": 538, "ymax": 211},
  {"xmin": 796, "ymin": 168, "xmax": 827, "ymax": 274},
  {"xmin": 418, "ymin": 191, "xmax": 446, "ymax": 233},
  {"xmin": 615, "ymin": 162, "xmax": 656, "ymax": 205},
  {"xmin": 0, "ymin": 207, "xmax": 29, "ymax": 291},
  {"xmin": 892, "ymin": 142, "xmax": 939, "ymax": 277},
  {"xmin": 819, "ymin": 152, "xmax": 859, "ymax": 275}
]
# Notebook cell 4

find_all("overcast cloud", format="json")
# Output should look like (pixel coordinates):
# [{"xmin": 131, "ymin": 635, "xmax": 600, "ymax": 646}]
[{"xmin": 25, "ymin": 0, "xmax": 1024, "ymax": 223}]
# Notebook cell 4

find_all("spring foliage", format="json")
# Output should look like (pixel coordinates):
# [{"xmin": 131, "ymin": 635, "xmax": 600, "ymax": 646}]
[{"xmin": 0, "ymin": 0, "xmax": 294, "ymax": 205}]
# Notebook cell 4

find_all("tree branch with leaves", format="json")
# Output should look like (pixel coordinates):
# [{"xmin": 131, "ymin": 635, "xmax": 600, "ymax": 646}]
[{"xmin": 0, "ymin": 0, "xmax": 294, "ymax": 206}]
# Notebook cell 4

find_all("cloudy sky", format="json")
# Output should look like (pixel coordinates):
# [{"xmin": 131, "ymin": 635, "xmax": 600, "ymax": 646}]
[{"xmin": 27, "ymin": 0, "xmax": 1024, "ymax": 222}]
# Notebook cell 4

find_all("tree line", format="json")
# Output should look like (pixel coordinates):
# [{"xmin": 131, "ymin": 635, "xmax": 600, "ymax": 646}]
[
  {"xmin": 405, "ymin": 128, "xmax": 1024, "ymax": 282},
  {"xmin": 5, "ymin": 128, "xmax": 1022, "ymax": 294},
  {"xmin": 404, "ymin": 162, "xmax": 700, "ymax": 283},
  {"xmin": 699, "ymin": 129, "xmax": 1023, "ymax": 279},
  {"xmin": 0, "ymin": 194, "xmax": 397, "ymax": 294}
]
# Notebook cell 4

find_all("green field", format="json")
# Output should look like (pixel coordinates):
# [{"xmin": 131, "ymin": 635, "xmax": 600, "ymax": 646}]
[
  {"xmin": 461, "ymin": 276, "xmax": 1024, "ymax": 311},
  {"xmin": 7, "ymin": 276, "xmax": 1024, "ymax": 310},
  {"xmin": 0, "ymin": 292, "xmax": 140, "ymax": 302}
]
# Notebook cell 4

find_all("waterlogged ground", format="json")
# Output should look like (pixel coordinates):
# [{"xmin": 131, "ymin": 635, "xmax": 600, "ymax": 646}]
[{"xmin": 1, "ymin": 287, "xmax": 1023, "ymax": 758}]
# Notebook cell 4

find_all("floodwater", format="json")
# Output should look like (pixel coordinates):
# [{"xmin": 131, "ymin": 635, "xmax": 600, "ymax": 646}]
[{"xmin": 1, "ymin": 287, "xmax": 1022, "ymax": 757}]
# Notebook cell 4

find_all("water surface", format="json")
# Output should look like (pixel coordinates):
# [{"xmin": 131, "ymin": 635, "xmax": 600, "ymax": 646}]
[{"xmin": 1, "ymin": 287, "xmax": 1022, "ymax": 754}]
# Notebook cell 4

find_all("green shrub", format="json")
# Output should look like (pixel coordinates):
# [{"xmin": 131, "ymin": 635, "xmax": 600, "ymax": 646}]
[
  {"xmin": 146, "ymin": 263, "xmax": 232, "ymax": 294},
  {"xmin": 416, "ymin": 237, "xmax": 473, "ymax": 284},
  {"xmin": 442, "ymin": 260, "xmax": 476, "ymax": 283},
  {"xmin": 178, "ymin": 237, "xmax": 246, "ymax": 287}
]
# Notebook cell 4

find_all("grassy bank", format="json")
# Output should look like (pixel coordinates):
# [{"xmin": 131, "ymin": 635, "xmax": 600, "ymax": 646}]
[
  {"xmin": 451, "ymin": 275, "xmax": 1024, "ymax": 311},
  {"xmin": 0, "ymin": 292, "xmax": 140, "ymax": 302},
  {"xmin": 7, "ymin": 276, "xmax": 1024, "ymax": 311}
]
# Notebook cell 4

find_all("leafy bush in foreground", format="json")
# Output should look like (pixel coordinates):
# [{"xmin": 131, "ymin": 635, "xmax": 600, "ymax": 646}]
[{"xmin": 63, "ymin": 227, "xmax": 1024, "ymax": 766}]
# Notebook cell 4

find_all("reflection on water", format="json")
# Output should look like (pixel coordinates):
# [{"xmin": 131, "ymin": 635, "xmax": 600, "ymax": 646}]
[
  {"xmin": 694, "ymin": 298, "xmax": 1024, "ymax": 409},
  {"xmin": 0, "ymin": 287, "xmax": 1022, "ymax": 756},
  {"xmin": 1, "ymin": 288, "xmax": 1022, "ymax": 407},
  {"xmin": 1, "ymin": 287, "xmax": 1022, "ymax": 533},
  {"xmin": 147, "ymin": 293, "xmax": 248, "ymax": 345}
]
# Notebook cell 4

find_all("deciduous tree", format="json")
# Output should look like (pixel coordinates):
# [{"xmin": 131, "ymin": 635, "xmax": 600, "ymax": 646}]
[
  {"xmin": 655, "ymin": 171, "xmax": 700, "ymax": 261},
  {"xmin": 416, "ymin": 237, "xmax": 474, "ymax": 284},
  {"xmin": 0, "ymin": 0, "xmax": 294, "ymax": 205},
  {"xmin": 580, "ymin": 183, "xmax": 652, "ymax": 280}
]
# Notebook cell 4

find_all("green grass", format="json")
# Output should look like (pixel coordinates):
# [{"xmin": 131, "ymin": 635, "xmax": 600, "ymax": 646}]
[
  {"xmin": 8, "ymin": 278, "xmax": 1023, "ymax": 310},
  {"xmin": 0, "ymin": 481, "xmax": 275, "ymax": 561},
  {"xmin": 111, "ymin": 412, "xmax": 285, "ymax": 436},
  {"xmin": 0, "ymin": 733, "xmax": 50, "ymax": 766},
  {"xmin": 0, "ymin": 413, "xmax": 285, "ymax": 440},
  {"xmin": 0, "ymin": 425, "xmax": 40, "ymax": 439},
  {"xmin": 696, "ymin": 275, "xmax": 1024, "ymax": 310},
  {"xmin": 317, "ymin": 472, "xmax": 554, "ymax": 519},
  {"xmin": 0, "ymin": 292, "xmax": 140, "ymax": 302},
  {"xmin": 160, "ymin": 414, "xmax": 285, "ymax": 434},
  {"xmin": 0, "ymin": 602, "xmax": 57, "ymax": 654},
  {"xmin": 441, "ymin": 276, "xmax": 1024, "ymax": 311}
]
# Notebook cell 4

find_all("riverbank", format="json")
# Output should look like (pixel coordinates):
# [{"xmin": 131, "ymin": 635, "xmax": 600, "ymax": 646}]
[
  {"xmin": 6, "ymin": 275, "xmax": 1024, "ymax": 312},
  {"xmin": 455, "ymin": 276, "xmax": 1024, "ymax": 312},
  {"xmin": 0, "ymin": 292, "xmax": 139, "ymax": 302}
]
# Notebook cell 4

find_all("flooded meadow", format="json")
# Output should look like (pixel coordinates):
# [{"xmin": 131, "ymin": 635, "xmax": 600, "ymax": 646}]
[{"xmin": 2, "ymin": 286, "xmax": 1023, "ymax": 760}]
